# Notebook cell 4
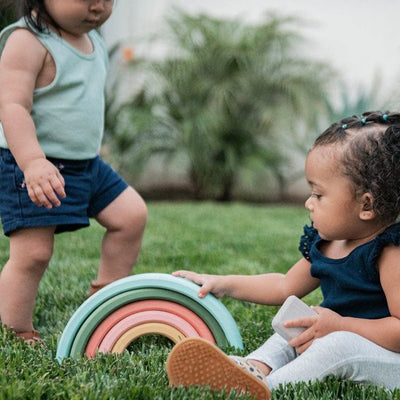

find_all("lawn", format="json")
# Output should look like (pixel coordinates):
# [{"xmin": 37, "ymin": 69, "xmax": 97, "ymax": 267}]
[{"xmin": 0, "ymin": 202, "xmax": 399, "ymax": 399}]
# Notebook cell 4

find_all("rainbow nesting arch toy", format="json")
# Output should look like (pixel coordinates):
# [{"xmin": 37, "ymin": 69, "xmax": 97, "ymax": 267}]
[{"xmin": 56, "ymin": 273, "xmax": 243, "ymax": 362}]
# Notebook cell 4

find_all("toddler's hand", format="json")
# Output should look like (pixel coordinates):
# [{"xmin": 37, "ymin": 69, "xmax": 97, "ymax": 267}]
[
  {"xmin": 23, "ymin": 158, "xmax": 66, "ymax": 209},
  {"xmin": 172, "ymin": 270, "xmax": 227, "ymax": 298},
  {"xmin": 286, "ymin": 306, "xmax": 343, "ymax": 354}
]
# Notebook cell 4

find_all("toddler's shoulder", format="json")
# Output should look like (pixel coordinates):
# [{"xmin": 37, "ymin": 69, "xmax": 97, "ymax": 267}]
[
  {"xmin": 1, "ymin": 28, "xmax": 47, "ymax": 69},
  {"xmin": 3, "ymin": 26, "xmax": 40, "ymax": 47},
  {"xmin": 369, "ymin": 222, "xmax": 400, "ymax": 265}
]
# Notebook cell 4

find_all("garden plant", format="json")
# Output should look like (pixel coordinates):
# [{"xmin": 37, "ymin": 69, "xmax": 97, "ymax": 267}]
[{"xmin": 104, "ymin": 11, "xmax": 334, "ymax": 201}]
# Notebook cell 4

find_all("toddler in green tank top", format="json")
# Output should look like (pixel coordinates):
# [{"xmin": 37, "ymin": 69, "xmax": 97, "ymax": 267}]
[{"xmin": 0, "ymin": 0, "xmax": 147, "ymax": 344}]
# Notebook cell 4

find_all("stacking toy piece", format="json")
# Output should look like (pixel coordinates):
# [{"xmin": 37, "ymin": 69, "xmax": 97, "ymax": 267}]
[{"xmin": 56, "ymin": 273, "xmax": 243, "ymax": 362}]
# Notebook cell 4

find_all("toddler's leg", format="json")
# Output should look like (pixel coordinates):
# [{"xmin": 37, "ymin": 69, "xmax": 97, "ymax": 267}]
[
  {"xmin": 265, "ymin": 331, "xmax": 400, "ymax": 390},
  {"xmin": 246, "ymin": 333, "xmax": 297, "ymax": 374},
  {"xmin": 0, "ymin": 227, "xmax": 55, "ymax": 333},
  {"xmin": 93, "ymin": 187, "xmax": 147, "ymax": 287}
]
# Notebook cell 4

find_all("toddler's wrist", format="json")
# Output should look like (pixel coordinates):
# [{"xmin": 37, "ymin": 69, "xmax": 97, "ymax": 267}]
[{"xmin": 19, "ymin": 154, "xmax": 47, "ymax": 172}]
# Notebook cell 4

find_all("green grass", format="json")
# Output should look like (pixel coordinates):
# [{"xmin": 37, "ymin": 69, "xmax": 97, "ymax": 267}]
[{"xmin": 0, "ymin": 202, "xmax": 399, "ymax": 399}]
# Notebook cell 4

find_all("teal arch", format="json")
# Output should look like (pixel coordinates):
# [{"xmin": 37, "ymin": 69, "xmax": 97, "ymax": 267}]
[{"xmin": 56, "ymin": 273, "xmax": 243, "ymax": 362}]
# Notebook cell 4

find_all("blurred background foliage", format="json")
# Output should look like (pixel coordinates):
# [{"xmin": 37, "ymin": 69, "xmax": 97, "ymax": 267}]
[
  {"xmin": 104, "ymin": 11, "xmax": 384, "ymax": 202},
  {"xmin": 0, "ymin": 6, "xmax": 385, "ymax": 202}
]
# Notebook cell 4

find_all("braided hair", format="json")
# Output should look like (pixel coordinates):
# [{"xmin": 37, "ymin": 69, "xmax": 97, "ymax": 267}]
[{"xmin": 313, "ymin": 111, "xmax": 400, "ymax": 224}]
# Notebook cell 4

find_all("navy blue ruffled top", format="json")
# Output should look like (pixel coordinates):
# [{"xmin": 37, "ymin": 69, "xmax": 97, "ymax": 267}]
[{"xmin": 299, "ymin": 223, "xmax": 400, "ymax": 318}]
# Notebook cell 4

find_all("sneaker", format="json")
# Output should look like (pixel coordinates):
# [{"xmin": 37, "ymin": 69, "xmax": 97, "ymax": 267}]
[
  {"xmin": 229, "ymin": 356, "xmax": 269, "ymax": 385},
  {"xmin": 166, "ymin": 338, "xmax": 271, "ymax": 400}
]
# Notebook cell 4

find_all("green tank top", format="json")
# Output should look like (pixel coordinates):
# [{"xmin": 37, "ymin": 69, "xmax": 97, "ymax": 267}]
[{"xmin": 0, "ymin": 18, "xmax": 108, "ymax": 160}]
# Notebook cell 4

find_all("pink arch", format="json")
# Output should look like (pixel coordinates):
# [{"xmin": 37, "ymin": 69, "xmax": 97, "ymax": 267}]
[{"xmin": 85, "ymin": 300, "xmax": 215, "ymax": 358}]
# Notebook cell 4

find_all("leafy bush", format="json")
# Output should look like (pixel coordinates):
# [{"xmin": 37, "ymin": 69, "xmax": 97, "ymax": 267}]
[{"xmin": 105, "ymin": 11, "xmax": 334, "ymax": 201}]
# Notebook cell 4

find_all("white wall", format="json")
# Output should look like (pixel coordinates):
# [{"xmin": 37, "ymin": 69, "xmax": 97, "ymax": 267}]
[{"xmin": 103, "ymin": 0, "xmax": 400, "ymax": 105}]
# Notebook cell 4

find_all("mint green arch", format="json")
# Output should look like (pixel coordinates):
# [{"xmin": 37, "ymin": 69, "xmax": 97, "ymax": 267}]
[{"xmin": 56, "ymin": 273, "xmax": 243, "ymax": 363}]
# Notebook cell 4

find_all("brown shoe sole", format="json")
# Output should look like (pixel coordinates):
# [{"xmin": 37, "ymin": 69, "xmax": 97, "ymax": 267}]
[{"xmin": 166, "ymin": 338, "xmax": 271, "ymax": 400}]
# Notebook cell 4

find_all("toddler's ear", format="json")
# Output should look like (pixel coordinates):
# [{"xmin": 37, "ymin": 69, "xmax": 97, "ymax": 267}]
[{"xmin": 360, "ymin": 193, "xmax": 375, "ymax": 220}]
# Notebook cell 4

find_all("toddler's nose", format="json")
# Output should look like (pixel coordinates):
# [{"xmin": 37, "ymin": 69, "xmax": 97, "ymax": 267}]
[
  {"xmin": 305, "ymin": 197, "xmax": 313, "ymax": 211},
  {"xmin": 89, "ymin": 0, "xmax": 105, "ymax": 11}
]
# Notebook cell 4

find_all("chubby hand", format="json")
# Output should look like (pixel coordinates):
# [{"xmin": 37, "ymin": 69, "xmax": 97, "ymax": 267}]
[
  {"xmin": 23, "ymin": 158, "xmax": 66, "ymax": 209},
  {"xmin": 286, "ymin": 306, "xmax": 343, "ymax": 354},
  {"xmin": 172, "ymin": 270, "xmax": 228, "ymax": 298}
]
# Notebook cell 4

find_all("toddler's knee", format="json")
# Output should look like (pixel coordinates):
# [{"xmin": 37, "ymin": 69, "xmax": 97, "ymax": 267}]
[
  {"xmin": 322, "ymin": 330, "xmax": 358, "ymax": 342},
  {"xmin": 312, "ymin": 331, "xmax": 364, "ymax": 356},
  {"xmin": 135, "ymin": 197, "xmax": 148, "ymax": 227},
  {"xmin": 21, "ymin": 245, "xmax": 53, "ymax": 272},
  {"xmin": 119, "ymin": 197, "xmax": 147, "ymax": 237},
  {"xmin": 128, "ymin": 198, "xmax": 147, "ymax": 231}
]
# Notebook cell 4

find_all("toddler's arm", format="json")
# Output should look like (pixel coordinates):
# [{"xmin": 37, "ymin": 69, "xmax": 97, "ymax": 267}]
[
  {"xmin": 342, "ymin": 244, "xmax": 400, "ymax": 353},
  {"xmin": 0, "ymin": 29, "xmax": 65, "ymax": 208},
  {"xmin": 173, "ymin": 257, "xmax": 320, "ymax": 305},
  {"xmin": 287, "ymin": 244, "xmax": 400, "ymax": 354}
]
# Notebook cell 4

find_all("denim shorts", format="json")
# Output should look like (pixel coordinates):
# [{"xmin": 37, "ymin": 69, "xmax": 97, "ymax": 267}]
[{"xmin": 0, "ymin": 148, "xmax": 128, "ymax": 236}]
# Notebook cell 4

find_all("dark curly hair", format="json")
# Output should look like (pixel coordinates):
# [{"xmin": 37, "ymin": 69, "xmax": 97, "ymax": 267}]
[{"xmin": 313, "ymin": 111, "xmax": 400, "ymax": 224}]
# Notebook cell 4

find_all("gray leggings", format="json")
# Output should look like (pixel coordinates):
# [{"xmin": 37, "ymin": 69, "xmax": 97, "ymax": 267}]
[{"xmin": 246, "ymin": 331, "xmax": 400, "ymax": 390}]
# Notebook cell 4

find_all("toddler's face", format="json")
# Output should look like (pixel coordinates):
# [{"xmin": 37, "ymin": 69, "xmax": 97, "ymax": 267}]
[
  {"xmin": 304, "ymin": 146, "xmax": 365, "ymax": 241},
  {"xmin": 45, "ymin": 0, "xmax": 114, "ymax": 35}
]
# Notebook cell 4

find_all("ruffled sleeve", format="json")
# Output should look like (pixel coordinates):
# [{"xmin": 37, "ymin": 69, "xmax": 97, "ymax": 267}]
[
  {"xmin": 369, "ymin": 222, "xmax": 400, "ymax": 265},
  {"xmin": 298, "ymin": 224, "xmax": 319, "ymax": 261}
]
